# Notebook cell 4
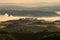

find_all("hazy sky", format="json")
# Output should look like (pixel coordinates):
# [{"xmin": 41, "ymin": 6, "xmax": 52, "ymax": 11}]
[{"xmin": 0, "ymin": 0, "xmax": 60, "ymax": 4}]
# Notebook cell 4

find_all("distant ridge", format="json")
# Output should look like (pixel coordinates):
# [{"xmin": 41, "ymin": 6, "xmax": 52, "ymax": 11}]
[{"xmin": 0, "ymin": 2, "xmax": 60, "ymax": 16}]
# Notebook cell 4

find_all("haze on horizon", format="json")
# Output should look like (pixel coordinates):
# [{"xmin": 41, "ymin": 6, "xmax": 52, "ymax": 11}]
[{"xmin": 0, "ymin": 0, "xmax": 60, "ymax": 4}]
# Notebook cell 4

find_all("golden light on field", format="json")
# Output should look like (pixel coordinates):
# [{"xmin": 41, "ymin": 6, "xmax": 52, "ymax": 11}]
[
  {"xmin": 0, "ymin": 13, "xmax": 60, "ymax": 22},
  {"xmin": 0, "ymin": 11, "xmax": 60, "ymax": 22},
  {"xmin": 0, "ymin": 13, "xmax": 20, "ymax": 21},
  {"xmin": 37, "ymin": 17, "xmax": 60, "ymax": 22},
  {"xmin": 56, "ymin": 12, "xmax": 60, "ymax": 15}
]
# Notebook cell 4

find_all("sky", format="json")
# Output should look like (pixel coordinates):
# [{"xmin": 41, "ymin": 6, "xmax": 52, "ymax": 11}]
[{"xmin": 0, "ymin": 0, "xmax": 60, "ymax": 4}]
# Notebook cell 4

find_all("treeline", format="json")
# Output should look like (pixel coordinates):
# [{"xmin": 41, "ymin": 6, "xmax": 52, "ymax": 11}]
[{"xmin": 0, "ymin": 29, "xmax": 60, "ymax": 40}]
